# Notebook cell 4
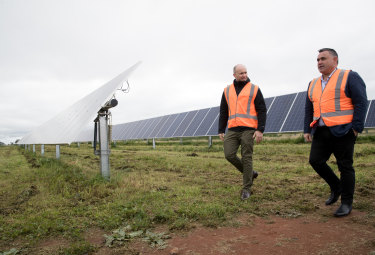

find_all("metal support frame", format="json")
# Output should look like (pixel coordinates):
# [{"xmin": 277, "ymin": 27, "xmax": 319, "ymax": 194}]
[
  {"xmin": 208, "ymin": 136, "xmax": 212, "ymax": 148},
  {"xmin": 96, "ymin": 112, "xmax": 111, "ymax": 180},
  {"xmin": 56, "ymin": 145, "xmax": 60, "ymax": 159},
  {"xmin": 41, "ymin": 144, "xmax": 44, "ymax": 156},
  {"xmin": 93, "ymin": 98, "xmax": 117, "ymax": 180},
  {"xmin": 152, "ymin": 138, "xmax": 156, "ymax": 149}
]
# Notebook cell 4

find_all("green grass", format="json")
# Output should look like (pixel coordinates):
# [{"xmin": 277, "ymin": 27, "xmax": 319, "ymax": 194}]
[{"xmin": 1, "ymin": 134, "xmax": 375, "ymax": 254}]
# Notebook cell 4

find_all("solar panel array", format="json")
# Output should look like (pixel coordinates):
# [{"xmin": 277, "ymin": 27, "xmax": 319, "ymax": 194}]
[
  {"xmin": 110, "ymin": 106, "xmax": 220, "ymax": 141},
  {"xmin": 75, "ymin": 91, "xmax": 375, "ymax": 142}
]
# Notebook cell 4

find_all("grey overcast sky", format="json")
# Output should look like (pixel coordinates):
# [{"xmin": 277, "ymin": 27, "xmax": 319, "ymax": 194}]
[{"xmin": 1, "ymin": 0, "xmax": 374, "ymax": 143}]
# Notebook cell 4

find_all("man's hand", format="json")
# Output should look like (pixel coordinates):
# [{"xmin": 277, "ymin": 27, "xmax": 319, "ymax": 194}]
[
  {"xmin": 253, "ymin": 130, "xmax": 263, "ymax": 143},
  {"xmin": 219, "ymin": 133, "xmax": 225, "ymax": 141},
  {"xmin": 304, "ymin": 133, "xmax": 312, "ymax": 142},
  {"xmin": 353, "ymin": 129, "xmax": 358, "ymax": 136}
]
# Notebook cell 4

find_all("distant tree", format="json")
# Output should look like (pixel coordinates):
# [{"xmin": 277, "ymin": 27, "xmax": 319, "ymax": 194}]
[{"xmin": 0, "ymin": 142, "xmax": 5, "ymax": 146}]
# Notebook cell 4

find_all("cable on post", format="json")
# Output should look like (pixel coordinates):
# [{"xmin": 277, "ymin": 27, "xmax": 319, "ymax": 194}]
[{"xmin": 118, "ymin": 80, "xmax": 130, "ymax": 93}]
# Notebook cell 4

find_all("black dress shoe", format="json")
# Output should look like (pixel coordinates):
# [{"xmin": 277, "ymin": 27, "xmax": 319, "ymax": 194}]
[
  {"xmin": 325, "ymin": 189, "xmax": 341, "ymax": 205},
  {"xmin": 334, "ymin": 203, "xmax": 352, "ymax": 217},
  {"xmin": 252, "ymin": 171, "xmax": 258, "ymax": 180},
  {"xmin": 240, "ymin": 190, "xmax": 251, "ymax": 200}
]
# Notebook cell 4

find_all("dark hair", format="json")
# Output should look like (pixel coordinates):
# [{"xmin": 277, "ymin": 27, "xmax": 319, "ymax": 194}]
[{"xmin": 318, "ymin": 48, "xmax": 339, "ymax": 64}]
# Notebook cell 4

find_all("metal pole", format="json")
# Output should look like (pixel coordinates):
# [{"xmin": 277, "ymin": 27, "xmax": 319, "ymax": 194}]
[
  {"xmin": 153, "ymin": 138, "xmax": 156, "ymax": 149},
  {"xmin": 41, "ymin": 145, "xmax": 44, "ymax": 156},
  {"xmin": 56, "ymin": 145, "xmax": 60, "ymax": 159},
  {"xmin": 33, "ymin": 144, "xmax": 35, "ymax": 153},
  {"xmin": 208, "ymin": 136, "xmax": 212, "ymax": 148},
  {"xmin": 98, "ymin": 113, "xmax": 110, "ymax": 180}
]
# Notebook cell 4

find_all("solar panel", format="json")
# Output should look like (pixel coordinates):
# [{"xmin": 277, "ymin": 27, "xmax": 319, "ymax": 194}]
[
  {"xmin": 154, "ymin": 115, "xmax": 172, "ymax": 138},
  {"xmin": 265, "ymin": 97, "xmax": 275, "ymax": 113},
  {"xmin": 127, "ymin": 120, "xmax": 144, "ymax": 139},
  {"xmin": 172, "ymin": 110, "xmax": 198, "ymax": 137},
  {"xmin": 18, "ymin": 62, "xmax": 141, "ymax": 145},
  {"xmin": 141, "ymin": 117, "xmax": 160, "ymax": 139},
  {"xmin": 194, "ymin": 107, "xmax": 220, "ymax": 136},
  {"xmin": 206, "ymin": 107, "xmax": 220, "ymax": 136},
  {"xmin": 135, "ymin": 119, "xmax": 153, "ymax": 139},
  {"xmin": 281, "ymin": 91, "xmax": 306, "ymax": 132},
  {"xmin": 163, "ymin": 112, "xmax": 188, "ymax": 138},
  {"xmin": 148, "ymin": 116, "xmax": 168, "ymax": 138},
  {"xmin": 265, "ymin": 93, "xmax": 297, "ymax": 133},
  {"xmin": 129, "ymin": 120, "xmax": 147, "ymax": 139},
  {"xmin": 182, "ymin": 108, "xmax": 210, "ymax": 137},
  {"xmin": 365, "ymin": 100, "xmax": 375, "ymax": 128},
  {"xmin": 124, "ymin": 121, "xmax": 139, "ymax": 140},
  {"xmin": 112, "ymin": 123, "xmax": 126, "ymax": 140},
  {"xmin": 158, "ymin": 113, "xmax": 179, "ymax": 138},
  {"xmin": 84, "ymin": 91, "xmax": 374, "ymax": 143}
]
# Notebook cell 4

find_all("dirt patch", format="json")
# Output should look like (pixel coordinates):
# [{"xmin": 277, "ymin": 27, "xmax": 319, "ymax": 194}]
[{"xmin": 120, "ymin": 208, "xmax": 375, "ymax": 255}]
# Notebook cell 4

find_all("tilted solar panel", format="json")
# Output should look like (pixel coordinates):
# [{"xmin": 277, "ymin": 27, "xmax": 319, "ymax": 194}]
[
  {"xmin": 172, "ymin": 110, "xmax": 198, "ymax": 137},
  {"xmin": 112, "ymin": 123, "xmax": 127, "ymax": 140},
  {"xmin": 122, "ymin": 121, "xmax": 138, "ymax": 140},
  {"xmin": 129, "ymin": 120, "xmax": 145, "ymax": 139},
  {"xmin": 101, "ymin": 91, "xmax": 374, "ymax": 143},
  {"xmin": 206, "ymin": 107, "xmax": 220, "ymax": 136},
  {"xmin": 154, "ymin": 115, "xmax": 172, "ymax": 138},
  {"xmin": 265, "ymin": 97, "xmax": 275, "ymax": 113},
  {"xmin": 265, "ymin": 93, "xmax": 297, "ymax": 133},
  {"xmin": 194, "ymin": 107, "xmax": 220, "ymax": 136},
  {"xmin": 136, "ymin": 119, "xmax": 153, "ymax": 139},
  {"xmin": 365, "ymin": 100, "xmax": 375, "ymax": 128},
  {"xmin": 142, "ymin": 117, "xmax": 161, "ymax": 139},
  {"xmin": 281, "ymin": 91, "xmax": 307, "ymax": 132},
  {"xmin": 158, "ymin": 113, "xmax": 179, "ymax": 138},
  {"xmin": 148, "ymin": 116, "xmax": 166, "ymax": 138},
  {"xmin": 163, "ymin": 112, "xmax": 188, "ymax": 138},
  {"xmin": 182, "ymin": 108, "xmax": 210, "ymax": 137}
]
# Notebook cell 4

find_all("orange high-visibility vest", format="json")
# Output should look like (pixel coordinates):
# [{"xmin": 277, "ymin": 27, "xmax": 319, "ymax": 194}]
[
  {"xmin": 308, "ymin": 69, "xmax": 354, "ymax": 127},
  {"xmin": 224, "ymin": 82, "xmax": 258, "ymax": 129}
]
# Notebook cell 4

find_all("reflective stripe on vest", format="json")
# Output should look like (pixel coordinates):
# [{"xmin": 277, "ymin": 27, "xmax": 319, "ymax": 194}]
[
  {"xmin": 224, "ymin": 82, "xmax": 258, "ymax": 129},
  {"xmin": 308, "ymin": 69, "xmax": 353, "ymax": 127}
]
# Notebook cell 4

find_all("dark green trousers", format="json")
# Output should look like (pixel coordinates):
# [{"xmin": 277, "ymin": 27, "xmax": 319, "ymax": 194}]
[{"xmin": 224, "ymin": 129, "xmax": 255, "ymax": 191}]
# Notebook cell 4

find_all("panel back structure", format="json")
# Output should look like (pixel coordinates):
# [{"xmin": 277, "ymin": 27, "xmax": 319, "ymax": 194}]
[{"xmin": 18, "ymin": 62, "xmax": 141, "ymax": 145}]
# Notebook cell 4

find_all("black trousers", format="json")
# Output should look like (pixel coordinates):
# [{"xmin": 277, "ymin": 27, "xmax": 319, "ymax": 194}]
[{"xmin": 309, "ymin": 126, "xmax": 357, "ymax": 204}]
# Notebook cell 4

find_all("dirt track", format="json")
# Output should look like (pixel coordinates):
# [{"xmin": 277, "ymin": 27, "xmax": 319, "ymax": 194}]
[{"xmin": 87, "ymin": 206, "xmax": 375, "ymax": 255}]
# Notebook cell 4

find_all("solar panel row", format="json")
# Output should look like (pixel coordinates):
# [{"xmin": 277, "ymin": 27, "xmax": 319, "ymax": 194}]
[
  {"xmin": 110, "ymin": 106, "xmax": 220, "ymax": 141},
  {"xmin": 75, "ymin": 92, "xmax": 375, "ymax": 142}
]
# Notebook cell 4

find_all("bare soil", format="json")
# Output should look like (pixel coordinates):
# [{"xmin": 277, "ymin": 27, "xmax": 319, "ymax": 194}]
[
  {"xmin": 90, "ymin": 206, "xmax": 374, "ymax": 255},
  {"xmin": 15, "ymin": 205, "xmax": 375, "ymax": 255}
]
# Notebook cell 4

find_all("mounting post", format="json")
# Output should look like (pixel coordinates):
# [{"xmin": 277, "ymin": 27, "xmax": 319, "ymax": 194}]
[
  {"xmin": 56, "ymin": 145, "xmax": 60, "ymax": 159},
  {"xmin": 94, "ymin": 98, "xmax": 118, "ymax": 180}
]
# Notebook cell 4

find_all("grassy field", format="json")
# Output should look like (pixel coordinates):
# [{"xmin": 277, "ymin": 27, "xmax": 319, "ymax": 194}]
[{"xmin": 1, "ymin": 134, "xmax": 375, "ymax": 254}]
